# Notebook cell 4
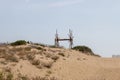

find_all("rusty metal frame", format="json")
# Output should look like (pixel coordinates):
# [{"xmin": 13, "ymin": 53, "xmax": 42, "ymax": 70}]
[{"xmin": 55, "ymin": 29, "xmax": 73, "ymax": 48}]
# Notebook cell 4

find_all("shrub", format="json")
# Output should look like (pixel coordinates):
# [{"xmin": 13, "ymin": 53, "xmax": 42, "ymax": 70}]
[
  {"xmin": 72, "ymin": 45, "xmax": 101, "ymax": 57},
  {"xmin": 72, "ymin": 46, "xmax": 93, "ymax": 53},
  {"xmin": 11, "ymin": 40, "xmax": 27, "ymax": 46}
]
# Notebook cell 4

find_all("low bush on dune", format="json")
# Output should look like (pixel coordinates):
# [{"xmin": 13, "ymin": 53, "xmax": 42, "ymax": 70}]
[
  {"xmin": 72, "ymin": 46, "xmax": 93, "ymax": 53},
  {"xmin": 11, "ymin": 40, "xmax": 27, "ymax": 46},
  {"xmin": 72, "ymin": 45, "xmax": 100, "ymax": 57}
]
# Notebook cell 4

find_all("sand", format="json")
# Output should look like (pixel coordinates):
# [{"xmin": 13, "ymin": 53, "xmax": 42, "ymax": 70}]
[{"xmin": 0, "ymin": 44, "xmax": 120, "ymax": 80}]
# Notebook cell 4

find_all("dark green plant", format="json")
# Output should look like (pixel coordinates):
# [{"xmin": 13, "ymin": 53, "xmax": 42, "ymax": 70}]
[
  {"xmin": 72, "ymin": 45, "xmax": 101, "ymax": 57},
  {"xmin": 72, "ymin": 46, "xmax": 93, "ymax": 53},
  {"xmin": 11, "ymin": 40, "xmax": 27, "ymax": 46}
]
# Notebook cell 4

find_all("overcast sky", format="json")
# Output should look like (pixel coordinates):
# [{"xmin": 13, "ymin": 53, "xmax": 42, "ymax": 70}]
[{"xmin": 0, "ymin": 0, "xmax": 120, "ymax": 57}]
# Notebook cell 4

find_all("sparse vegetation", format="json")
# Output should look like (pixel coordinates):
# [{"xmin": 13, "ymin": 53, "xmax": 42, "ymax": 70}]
[
  {"xmin": 0, "ymin": 49, "xmax": 6, "ymax": 54},
  {"xmin": 36, "ymin": 47, "xmax": 43, "ymax": 50},
  {"xmin": 32, "ymin": 76, "xmax": 58, "ymax": 80},
  {"xmin": 42, "ymin": 61, "xmax": 53, "ymax": 68},
  {"xmin": 0, "ymin": 72, "xmax": 4, "ymax": 80},
  {"xmin": 26, "ymin": 54, "xmax": 35, "ymax": 60},
  {"xmin": 58, "ymin": 52, "xmax": 65, "ymax": 57},
  {"xmin": 32, "ymin": 59, "xmax": 40, "ymax": 65},
  {"xmin": 17, "ymin": 73, "xmax": 29, "ymax": 80},
  {"xmin": 10, "ymin": 47, "xmax": 23, "ymax": 52},
  {"xmin": 6, "ymin": 72, "xmax": 13, "ymax": 80},
  {"xmin": 5, "ymin": 55, "xmax": 19, "ymax": 62},
  {"xmin": 51, "ymin": 55, "xmax": 59, "ymax": 61},
  {"xmin": 0, "ymin": 71, "xmax": 13, "ymax": 80},
  {"xmin": 24, "ymin": 47, "xmax": 31, "ymax": 51},
  {"xmin": 34, "ymin": 43, "xmax": 46, "ymax": 47}
]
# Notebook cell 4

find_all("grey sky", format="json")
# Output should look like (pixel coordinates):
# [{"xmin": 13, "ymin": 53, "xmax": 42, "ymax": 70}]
[{"xmin": 0, "ymin": 0, "xmax": 120, "ymax": 57}]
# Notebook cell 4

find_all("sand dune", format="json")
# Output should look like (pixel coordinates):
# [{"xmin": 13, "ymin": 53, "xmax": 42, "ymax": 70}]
[{"xmin": 0, "ymin": 44, "xmax": 120, "ymax": 80}]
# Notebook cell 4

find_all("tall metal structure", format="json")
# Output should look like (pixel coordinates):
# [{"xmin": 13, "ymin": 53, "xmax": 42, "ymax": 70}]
[{"xmin": 55, "ymin": 29, "xmax": 73, "ymax": 48}]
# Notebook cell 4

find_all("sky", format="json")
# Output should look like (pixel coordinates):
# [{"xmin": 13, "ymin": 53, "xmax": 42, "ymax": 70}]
[{"xmin": 0, "ymin": 0, "xmax": 120, "ymax": 57}]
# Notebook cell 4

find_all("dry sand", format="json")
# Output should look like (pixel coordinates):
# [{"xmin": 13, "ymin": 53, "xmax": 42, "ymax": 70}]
[{"xmin": 0, "ymin": 44, "xmax": 120, "ymax": 80}]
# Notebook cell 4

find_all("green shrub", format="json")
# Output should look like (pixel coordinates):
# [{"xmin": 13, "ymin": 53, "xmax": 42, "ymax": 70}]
[
  {"xmin": 72, "ymin": 46, "xmax": 93, "ymax": 53},
  {"xmin": 11, "ymin": 40, "xmax": 27, "ymax": 46},
  {"xmin": 72, "ymin": 45, "xmax": 101, "ymax": 57}
]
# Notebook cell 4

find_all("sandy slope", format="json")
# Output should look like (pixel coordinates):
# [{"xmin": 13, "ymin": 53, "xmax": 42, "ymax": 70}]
[
  {"xmin": 51, "ymin": 51, "xmax": 120, "ymax": 80},
  {"xmin": 0, "ymin": 44, "xmax": 120, "ymax": 80}
]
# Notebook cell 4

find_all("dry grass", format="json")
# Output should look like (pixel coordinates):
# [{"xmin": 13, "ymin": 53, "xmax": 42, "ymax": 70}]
[
  {"xmin": 58, "ymin": 52, "xmax": 65, "ymax": 57},
  {"xmin": 45, "ymin": 53, "xmax": 59, "ymax": 61},
  {"xmin": 10, "ymin": 47, "xmax": 23, "ymax": 52},
  {"xmin": 5, "ymin": 54, "xmax": 19, "ymax": 62},
  {"xmin": 26, "ymin": 53, "xmax": 35, "ymax": 60},
  {"xmin": 0, "ymin": 67, "xmax": 13, "ymax": 80},
  {"xmin": 24, "ymin": 47, "xmax": 31, "ymax": 51},
  {"xmin": 0, "ymin": 49, "xmax": 6, "ymax": 54},
  {"xmin": 42, "ymin": 61, "xmax": 53, "ymax": 68},
  {"xmin": 32, "ymin": 59, "xmax": 40, "ymax": 65},
  {"xmin": 32, "ymin": 76, "xmax": 58, "ymax": 80},
  {"xmin": 51, "ymin": 55, "xmax": 59, "ymax": 61},
  {"xmin": 31, "ymin": 59, "xmax": 53, "ymax": 69}
]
